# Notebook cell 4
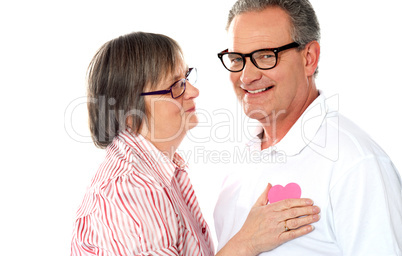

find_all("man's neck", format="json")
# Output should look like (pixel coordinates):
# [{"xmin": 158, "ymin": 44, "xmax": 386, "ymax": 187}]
[{"xmin": 260, "ymin": 89, "xmax": 319, "ymax": 150}]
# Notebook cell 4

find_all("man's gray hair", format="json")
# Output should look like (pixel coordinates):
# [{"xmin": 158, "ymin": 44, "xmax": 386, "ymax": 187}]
[{"xmin": 226, "ymin": 0, "xmax": 321, "ymax": 48}]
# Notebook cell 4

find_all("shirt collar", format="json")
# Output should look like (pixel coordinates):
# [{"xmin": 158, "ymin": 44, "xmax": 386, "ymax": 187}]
[
  {"xmin": 117, "ymin": 129, "xmax": 188, "ymax": 184},
  {"xmin": 247, "ymin": 91, "xmax": 328, "ymax": 156}
]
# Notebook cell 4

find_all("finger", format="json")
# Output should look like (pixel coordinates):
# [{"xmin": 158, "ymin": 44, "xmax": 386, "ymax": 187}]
[
  {"xmin": 281, "ymin": 205, "xmax": 321, "ymax": 220},
  {"xmin": 254, "ymin": 183, "xmax": 272, "ymax": 207},
  {"xmin": 286, "ymin": 214, "xmax": 320, "ymax": 230},
  {"xmin": 273, "ymin": 198, "xmax": 314, "ymax": 211},
  {"xmin": 279, "ymin": 224, "xmax": 315, "ymax": 243}
]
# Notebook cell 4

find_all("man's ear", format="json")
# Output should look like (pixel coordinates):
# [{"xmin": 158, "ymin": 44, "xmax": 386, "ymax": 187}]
[{"xmin": 303, "ymin": 41, "xmax": 320, "ymax": 77}]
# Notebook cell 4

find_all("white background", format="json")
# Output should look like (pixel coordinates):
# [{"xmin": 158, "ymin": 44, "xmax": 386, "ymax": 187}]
[{"xmin": 1, "ymin": 0, "xmax": 401, "ymax": 255}]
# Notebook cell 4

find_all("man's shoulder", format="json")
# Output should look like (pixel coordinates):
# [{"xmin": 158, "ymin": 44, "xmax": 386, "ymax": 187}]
[
  {"xmin": 307, "ymin": 93, "xmax": 389, "ymax": 160},
  {"xmin": 305, "ymin": 109, "xmax": 390, "ymax": 165},
  {"xmin": 334, "ymin": 114, "xmax": 387, "ymax": 158}
]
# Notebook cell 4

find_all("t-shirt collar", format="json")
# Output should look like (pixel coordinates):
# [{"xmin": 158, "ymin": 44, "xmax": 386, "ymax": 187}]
[{"xmin": 247, "ymin": 92, "xmax": 328, "ymax": 156}]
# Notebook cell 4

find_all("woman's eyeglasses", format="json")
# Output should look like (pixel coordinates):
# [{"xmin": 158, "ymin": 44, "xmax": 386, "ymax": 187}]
[{"xmin": 141, "ymin": 68, "xmax": 197, "ymax": 99}]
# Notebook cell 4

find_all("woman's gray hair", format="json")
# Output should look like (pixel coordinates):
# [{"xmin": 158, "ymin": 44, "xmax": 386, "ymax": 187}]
[
  {"xmin": 227, "ymin": 0, "xmax": 321, "ymax": 48},
  {"xmin": 87, "ymin": 32, "xmax": 183, "ymax": 149}
]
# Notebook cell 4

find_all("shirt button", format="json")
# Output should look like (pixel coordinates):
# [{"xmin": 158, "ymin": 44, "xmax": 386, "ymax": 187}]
[{"xmin": 202, "ymin": 227, "xmax": 206, "ymax": 234}]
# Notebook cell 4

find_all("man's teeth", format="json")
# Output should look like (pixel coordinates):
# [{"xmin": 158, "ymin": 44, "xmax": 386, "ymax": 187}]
[{"xmin": 247, "ymin": 87, "xmax": 269, "ymax": 94}]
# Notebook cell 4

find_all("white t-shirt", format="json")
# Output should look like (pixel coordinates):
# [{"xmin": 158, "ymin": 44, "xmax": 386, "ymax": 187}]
[{"xmin": 214, "ymin": 93, "xmax": 402, "ymax": 256}]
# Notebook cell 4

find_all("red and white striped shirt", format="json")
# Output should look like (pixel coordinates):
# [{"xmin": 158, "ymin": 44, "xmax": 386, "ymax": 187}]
[{"xmin": 71, "ymin": 130, "xmax": 215, "ymax": 256}]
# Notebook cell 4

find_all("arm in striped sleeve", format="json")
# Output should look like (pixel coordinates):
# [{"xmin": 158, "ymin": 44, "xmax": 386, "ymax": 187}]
[{"xmin": 71, "ymin": 172, "xmax": 181, "ymax": 256}]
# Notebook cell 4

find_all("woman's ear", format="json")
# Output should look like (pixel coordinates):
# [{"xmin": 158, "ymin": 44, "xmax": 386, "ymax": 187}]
[
  {"xmin": 126, "ymin": 116, "xmax": 133, "ymax": 130},
  {"xmin": 303, "ymin": 41, "xmax": 320, "ymax": 77}
]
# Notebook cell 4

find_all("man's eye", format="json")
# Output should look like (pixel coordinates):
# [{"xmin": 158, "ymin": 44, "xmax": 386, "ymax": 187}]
[
  {"xmin": 231, "ymin": 57, "xmax": 243, "ymax": 63},
  {"xmin": 262, "ymin": 54, "xmax": 275, "ymax": 59},
  {"xmin": 256, "ymin": 53, "xmax": 275, "ymax": 60},
  {"xmin": 228, "ymin": 54, "xmax": 242, "ymax": 63}
]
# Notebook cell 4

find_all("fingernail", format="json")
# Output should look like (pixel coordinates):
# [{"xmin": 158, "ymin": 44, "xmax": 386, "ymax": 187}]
[
  {"xmin": 306, "ymin": 199, "xmax": 314, "ymax": 205},
  {"xmin": 313, "ymin": 214, "xmax": 320, "ymax": 221},
  {"xmin": 313, "ymin": 206, "xmax": 320, "ymax": 213}
]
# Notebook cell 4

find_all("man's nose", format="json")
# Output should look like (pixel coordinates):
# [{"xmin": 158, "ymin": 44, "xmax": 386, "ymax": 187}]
[{"xmin": 240, "ymin": 58, "xmax": 262, "ymax": 85}]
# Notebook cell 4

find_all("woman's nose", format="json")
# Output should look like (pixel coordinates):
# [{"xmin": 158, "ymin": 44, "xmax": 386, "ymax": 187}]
[{"xmin": 184, "ymin": 81, "xmax": 199, "ymax": 99}]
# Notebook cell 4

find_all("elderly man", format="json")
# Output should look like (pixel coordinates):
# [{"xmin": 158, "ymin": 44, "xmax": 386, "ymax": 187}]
[{"xmin": 214, "ymin": 0, "xmax": 402, "ymax": 255}]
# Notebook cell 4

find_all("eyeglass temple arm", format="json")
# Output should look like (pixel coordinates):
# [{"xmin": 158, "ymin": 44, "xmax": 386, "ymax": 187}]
[
  {"xmin": 141, "ymin": 89, "xmax": 171, "ymax": 96},
  {"xmin": 217, "ymin": 49, "xmax": 229, "ymax": 58},
  {"xmin": 276, "ymin": 42, "xmax": 300, "ymax": 52}
]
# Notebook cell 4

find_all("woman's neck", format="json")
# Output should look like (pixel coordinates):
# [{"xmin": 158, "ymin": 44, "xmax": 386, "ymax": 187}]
[
  {"xmin": 139, "ymin": 129, "xmax": 185, "ymax": 161},
  {"xmin": 151, "ymin": 139, "xmax": 183, "ymax": 160}
]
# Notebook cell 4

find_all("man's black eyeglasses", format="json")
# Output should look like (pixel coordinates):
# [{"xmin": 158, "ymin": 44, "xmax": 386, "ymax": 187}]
[{"xmin": 217, "ymin": 42, "xmax": 300, "ymax": 72}]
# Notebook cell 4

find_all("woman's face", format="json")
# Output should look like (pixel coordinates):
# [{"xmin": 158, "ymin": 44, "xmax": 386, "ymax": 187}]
[{"xmin": 142, "ymin": 62, "xmax": 199, "ymax": 143}]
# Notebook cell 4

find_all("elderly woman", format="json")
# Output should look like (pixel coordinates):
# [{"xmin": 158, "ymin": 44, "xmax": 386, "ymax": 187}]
[{"xmin": 71, "ymin": 32, "xmax": 320, "ymax": 256}]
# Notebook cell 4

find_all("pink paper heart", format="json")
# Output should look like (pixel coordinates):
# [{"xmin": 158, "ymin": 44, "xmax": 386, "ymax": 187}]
[{"xmin": 268, "ymin": 183, "xmax": 302, "ymax": 204}]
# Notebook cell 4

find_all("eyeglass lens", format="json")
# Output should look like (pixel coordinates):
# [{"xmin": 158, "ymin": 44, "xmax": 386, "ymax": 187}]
[
  {"xmin": 222, "ymin": 50, "xmax": 277, "ymax": 71},
  {"xmin": 171, "ymin": 81, "xmax": 185, "ymax": 98},
  {"xmin": 171, "ymin": 68, "xmax": 197, "ymax": 98}
]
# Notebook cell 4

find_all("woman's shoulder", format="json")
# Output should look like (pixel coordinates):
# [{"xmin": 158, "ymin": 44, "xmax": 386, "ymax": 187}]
[{"xmin": 76, "ymin": 138, "xmax": 166, "ymax": 213}]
